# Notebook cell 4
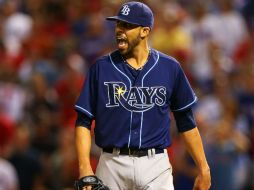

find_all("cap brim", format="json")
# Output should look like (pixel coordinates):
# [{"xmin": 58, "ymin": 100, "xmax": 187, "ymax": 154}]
[
  {"xmin": 106, "ymin": 16, "xmax": 120, "ymax": 21},
  {"xmin": 106, "ymin": 16, "xmax": 141, "ymax": 26}
]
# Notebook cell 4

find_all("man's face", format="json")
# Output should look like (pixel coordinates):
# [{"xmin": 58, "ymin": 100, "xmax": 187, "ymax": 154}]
[{"xmin": 115, "ymin": 21, "xmax": 142, "ymax": 55}]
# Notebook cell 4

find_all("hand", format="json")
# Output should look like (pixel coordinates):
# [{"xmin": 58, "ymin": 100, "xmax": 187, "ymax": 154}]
[
  {"xmin": 82, "ymin": 186, "xmax": 92, "ymax": 190},
  {"xmin": 193, "ymin": 168, "xmax": 211, "ymax": 190}
]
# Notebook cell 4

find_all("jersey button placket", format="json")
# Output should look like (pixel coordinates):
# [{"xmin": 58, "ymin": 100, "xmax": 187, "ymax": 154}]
[
  {"xmin": 128, "ymin": 79, "xmax": 143, "ymax": 148},
  {"xmin": 129, "ymin": 112, "xmax": 141, "ymax": 147}
]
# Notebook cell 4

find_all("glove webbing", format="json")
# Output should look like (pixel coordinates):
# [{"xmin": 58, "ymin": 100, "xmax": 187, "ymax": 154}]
[{"xmin": 74, "ymin": 175, "xmax": 110, "ymax": 190}]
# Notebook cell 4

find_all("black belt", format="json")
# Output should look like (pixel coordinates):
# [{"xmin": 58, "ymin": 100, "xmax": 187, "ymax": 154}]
[{"xmin": 103, "ymin": 148, "xmax": 164, "ymax": 157}]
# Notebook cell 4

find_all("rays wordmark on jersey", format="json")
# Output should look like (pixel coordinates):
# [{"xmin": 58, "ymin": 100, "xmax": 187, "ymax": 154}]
[{"xmin": 104, "ymin": 82, "xmax": 166, "ymax": 112}]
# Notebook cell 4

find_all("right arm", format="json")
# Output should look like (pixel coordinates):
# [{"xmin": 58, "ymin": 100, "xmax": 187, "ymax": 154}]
[
  {"xmin": 74, "ymin": 64, "xmax": 97, "ymax": 189},
  {"xmin": 75, "ymin": 126, "xmax": 94, "ymax": 178}
]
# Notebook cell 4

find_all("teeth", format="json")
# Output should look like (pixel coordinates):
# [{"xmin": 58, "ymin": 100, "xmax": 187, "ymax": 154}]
[
  {"xmin": 116, "ymin": 35, "xmax": 126, "ymax": 40},
  {"xmin": 117, "ymin": 38, "xmax": 125, "ymax": 41}
]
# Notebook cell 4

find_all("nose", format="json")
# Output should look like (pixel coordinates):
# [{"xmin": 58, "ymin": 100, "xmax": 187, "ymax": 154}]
[{"xmin": 115, "ymin": 24, "xmax": 125, "ymax": 35}]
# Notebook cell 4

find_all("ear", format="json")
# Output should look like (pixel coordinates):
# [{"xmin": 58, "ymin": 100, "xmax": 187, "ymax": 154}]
[{"xmin": 140, "ymin": 27, "xmax": 150, "ymax": 38}]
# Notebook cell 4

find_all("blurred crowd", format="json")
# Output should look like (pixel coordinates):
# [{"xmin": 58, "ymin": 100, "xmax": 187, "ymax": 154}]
[{"xmin": 0, "ymin": 0, "xmax": 253, "ymax": 190}]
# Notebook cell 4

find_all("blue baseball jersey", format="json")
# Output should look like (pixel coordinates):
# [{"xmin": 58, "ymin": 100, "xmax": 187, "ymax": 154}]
[{"xmin": 75, "ymin": 48, "xmax": 197, "ymax": 149}]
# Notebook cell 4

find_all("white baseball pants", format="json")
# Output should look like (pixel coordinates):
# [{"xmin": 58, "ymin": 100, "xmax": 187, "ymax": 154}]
[{"xmin": 95, "ymin": 149, "xmax": 174, "ymax": 190}]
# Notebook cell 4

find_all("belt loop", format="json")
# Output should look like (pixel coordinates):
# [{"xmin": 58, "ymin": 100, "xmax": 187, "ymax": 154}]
[
  {"xmin": 148, "ymin": 149, "xmax": 152, "ymax": 158},
  {"xmin": 151, "ymin": 148, "xmax": 155, "ymax": 157}
]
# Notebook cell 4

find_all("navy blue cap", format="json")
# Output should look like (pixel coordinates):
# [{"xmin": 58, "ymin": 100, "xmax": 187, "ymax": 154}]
[{"xmin": 106, "ymin": 1, "xmax": 154, "ymax": 29}]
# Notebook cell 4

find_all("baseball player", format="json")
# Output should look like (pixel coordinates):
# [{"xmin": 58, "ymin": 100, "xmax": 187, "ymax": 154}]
[{"xmin": 74, "ymin": 1, "xmax": 211, "ymax": 190}]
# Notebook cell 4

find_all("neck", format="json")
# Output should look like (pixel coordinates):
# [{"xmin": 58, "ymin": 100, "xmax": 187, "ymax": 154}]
[{"xmin": 124, "ymin": 43, "xmax": 150, "ymax": 69}]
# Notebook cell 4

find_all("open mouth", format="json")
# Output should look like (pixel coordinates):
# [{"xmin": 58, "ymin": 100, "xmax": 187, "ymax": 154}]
[{"xmin": 116, "ymin": 36, "xmax": 128, "ymax": 49}]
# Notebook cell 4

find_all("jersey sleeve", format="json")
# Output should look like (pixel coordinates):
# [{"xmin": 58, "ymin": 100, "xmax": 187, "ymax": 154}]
[
  {"xmin": 170, "ymin": 65, "xmax": 197, "ymax": 112},
  {"xmin": 74, "ymin": 65, "xmax": 97, "ymax": 119},
  {"xmin": 75, "ymin": 110, "xmax": 92, "ymax": 129},
  {"xmin": 173, "ymin": 108, "xmax": 197, "ymax": 132}
]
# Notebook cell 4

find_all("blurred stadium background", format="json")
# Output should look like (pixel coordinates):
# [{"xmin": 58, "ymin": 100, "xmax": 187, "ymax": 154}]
[{"xmin": 0, "ymin": 0, "xmax": 253, "ymax": 189}]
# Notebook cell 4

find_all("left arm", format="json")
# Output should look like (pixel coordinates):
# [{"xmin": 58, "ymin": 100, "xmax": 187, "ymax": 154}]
[
  {"xmin": 170, "ymin": 63, "xmax": 211, "ymax": 189},
  {"xmin": 180, "ymin": 127, "xmax": 211, "ymax": 190}
]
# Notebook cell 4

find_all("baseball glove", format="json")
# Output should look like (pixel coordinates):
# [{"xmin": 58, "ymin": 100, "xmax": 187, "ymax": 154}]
[{"xmin": 74, "ymin": 175, "xmax": 110, "ymax": 190}]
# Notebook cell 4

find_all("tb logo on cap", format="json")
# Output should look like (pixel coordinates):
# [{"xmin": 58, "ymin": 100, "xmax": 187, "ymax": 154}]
[{"xmin": 121, "ymin": 5, "xmax": 130, "ymax": 15}]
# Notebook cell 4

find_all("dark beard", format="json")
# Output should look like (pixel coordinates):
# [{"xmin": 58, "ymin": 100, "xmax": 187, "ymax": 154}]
[{"xmin": 120, "ymin": 35, "xmax": 141, "ymax": 58}]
